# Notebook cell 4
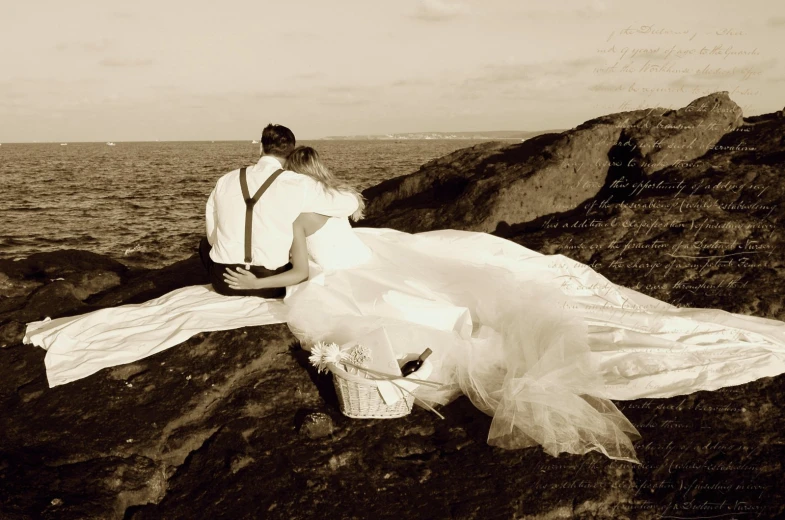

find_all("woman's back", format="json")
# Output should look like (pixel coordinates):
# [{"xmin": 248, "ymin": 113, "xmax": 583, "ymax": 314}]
[{"xmin": 299, "ymin": 214, "xmax": 372, "ymax": 271}]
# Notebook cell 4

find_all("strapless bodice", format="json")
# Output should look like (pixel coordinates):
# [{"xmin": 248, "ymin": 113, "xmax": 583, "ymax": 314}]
[{"xmin": 305, "ymin": 217, "xmax": 373, "ymax": 271}]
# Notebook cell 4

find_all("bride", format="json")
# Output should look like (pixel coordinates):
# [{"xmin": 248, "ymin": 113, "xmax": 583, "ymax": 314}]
[{"xmin": 222, "ymin": 146, "xmax": 785, "ymax": 465}]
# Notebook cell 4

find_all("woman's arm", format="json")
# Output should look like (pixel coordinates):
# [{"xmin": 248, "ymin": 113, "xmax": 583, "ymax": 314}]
[
  {"xmin": 205, "ymin": 186, "xmax": 218, "ymax": 245},
  {"xmin": 223, "ymin": 218, "xmax": 310, "ymax": 290}
]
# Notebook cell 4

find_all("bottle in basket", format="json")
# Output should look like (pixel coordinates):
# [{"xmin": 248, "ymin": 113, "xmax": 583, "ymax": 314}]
[{"xmin": 400, "ymin": 348, "xmax": 432, "ymax": 376}]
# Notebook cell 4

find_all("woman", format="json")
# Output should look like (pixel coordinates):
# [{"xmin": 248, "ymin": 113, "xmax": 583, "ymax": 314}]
[
  {"xmin": 222, "ymin": 146, "xmax": 369, "ymax": 293},
  {"xmin": 223, "ymin": 146, "xmax": 785, "ymax": 464}
]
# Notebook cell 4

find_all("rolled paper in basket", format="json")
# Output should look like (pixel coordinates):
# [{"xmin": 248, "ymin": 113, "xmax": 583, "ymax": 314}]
[{"xmin": 376, "ymin": 380, "xmax": 401, "ymax": 406}]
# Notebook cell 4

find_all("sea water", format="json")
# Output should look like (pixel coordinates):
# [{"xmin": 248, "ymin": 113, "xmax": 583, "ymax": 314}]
[{"xmin": 0, "ymin": 140, "xmax": 486, "ymax": 268}]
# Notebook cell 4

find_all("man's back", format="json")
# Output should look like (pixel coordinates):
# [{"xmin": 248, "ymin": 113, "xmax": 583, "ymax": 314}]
[{"xmin": 205, "ymin": 155, "xmax": 358, "ymax": 270}]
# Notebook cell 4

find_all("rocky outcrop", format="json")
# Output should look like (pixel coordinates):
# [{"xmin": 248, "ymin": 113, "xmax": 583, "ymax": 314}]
[
  {"xmin": 360, "ymin": 92, "xmax": 743, "ymax": 234},
  {"xmin": 2, "ymin": 92, "xmax": 784, "ymax": 519},
  {"xmin": 495, "ymin": 109, "xmax": 785, "ymax": 318}
]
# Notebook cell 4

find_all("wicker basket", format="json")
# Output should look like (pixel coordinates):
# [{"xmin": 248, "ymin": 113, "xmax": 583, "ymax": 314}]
[{"xmin": 328, "ymin": 362, "xmax": 418, "ymax": 419}]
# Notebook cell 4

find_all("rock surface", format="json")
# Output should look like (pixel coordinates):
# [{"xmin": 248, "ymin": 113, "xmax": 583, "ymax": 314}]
[
  {"xmin": 2, "ymin": 91, "xmax": 784, "ymax": 519},
  {"xmin": 360, "ymin": 92, "xmax": 742, "ymax": 235}
]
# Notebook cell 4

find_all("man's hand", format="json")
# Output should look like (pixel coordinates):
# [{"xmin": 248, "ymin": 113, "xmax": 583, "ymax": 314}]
[{"xmin": 223, "ymin": 267, "xmax": 260, "ymax": 290}]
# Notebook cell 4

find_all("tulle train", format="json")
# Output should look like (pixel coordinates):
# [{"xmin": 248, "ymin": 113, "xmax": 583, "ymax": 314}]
[{"xmin": 284, "ymin": 230, "xmax": 643, "ymax": 463}]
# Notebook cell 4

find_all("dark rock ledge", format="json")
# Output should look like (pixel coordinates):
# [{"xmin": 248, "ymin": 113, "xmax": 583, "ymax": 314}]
[{"xmin": 1, "ymin": 92, "xmax": 784, "ymax": 519}]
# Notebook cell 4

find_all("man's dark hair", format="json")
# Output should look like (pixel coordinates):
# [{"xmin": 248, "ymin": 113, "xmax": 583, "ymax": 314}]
[{"xmin": 261, "ymin": 124, "xmax": 296, "ymax": 157}]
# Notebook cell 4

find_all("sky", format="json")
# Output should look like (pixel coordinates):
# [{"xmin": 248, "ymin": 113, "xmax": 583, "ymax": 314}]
[{"xmin": 1, "ymin": 0, "xmax": 783, "ymax": 141}]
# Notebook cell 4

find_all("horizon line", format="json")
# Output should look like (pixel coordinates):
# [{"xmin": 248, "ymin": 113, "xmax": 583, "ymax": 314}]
[{"xmin": 0, "ymin": 131, "xmax": 553, "ymax": 145}]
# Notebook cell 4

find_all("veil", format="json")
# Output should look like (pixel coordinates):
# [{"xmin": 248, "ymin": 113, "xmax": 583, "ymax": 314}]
[{"xmin": 285, "ymin": 228, "xmax": 642, "ymax": 463}]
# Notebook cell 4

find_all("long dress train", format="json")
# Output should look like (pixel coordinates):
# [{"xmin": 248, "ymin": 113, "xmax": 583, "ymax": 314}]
[{"xmin": 283, "ymin": 225, "xmax": 785, "ymax": 464}]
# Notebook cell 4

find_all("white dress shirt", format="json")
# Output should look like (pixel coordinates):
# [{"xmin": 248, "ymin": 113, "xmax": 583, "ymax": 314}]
[{"xmin": 205, "ymin": 155, "xmax": 359, "ymax": 269}]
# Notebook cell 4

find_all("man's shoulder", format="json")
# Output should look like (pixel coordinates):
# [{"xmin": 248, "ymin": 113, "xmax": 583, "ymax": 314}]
[
  {"xmin": 276, "ymin": 170, "xmax": 319, "ymax": 188},
  {"xmin": 215, "ymin": 166, "xmax": 244, "ymax": 185},
  {"xmin": 213, "ymin": 166, "xmax": 315, "ymax": 194},
  {"xmin": 278, "ymin": 169, "xmax": 313, "ymax": 181}
]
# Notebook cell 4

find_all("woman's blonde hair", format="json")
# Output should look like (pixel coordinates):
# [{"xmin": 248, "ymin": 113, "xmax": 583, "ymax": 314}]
[{"xmin": 285, "ymin": 146, "xmax": 366, "ymax": 221}]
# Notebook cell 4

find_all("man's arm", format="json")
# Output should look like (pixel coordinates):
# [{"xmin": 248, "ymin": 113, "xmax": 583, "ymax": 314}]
[
  {"xmin": 205, "ymin": 186, "xmax": 218, "ymax": 245},
  {"xmin": 298, "ymin": 174, "xmax": 359, "ymax": 217}
]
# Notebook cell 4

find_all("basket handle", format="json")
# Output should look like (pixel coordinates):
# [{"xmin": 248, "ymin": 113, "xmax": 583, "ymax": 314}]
[
  {"xmin": 388, "ymin": 380, "xmax": 445, "ymax": 420},
  {"xmin": 339, "ymin": 361, "xmax": 444, "ymax": 389}
]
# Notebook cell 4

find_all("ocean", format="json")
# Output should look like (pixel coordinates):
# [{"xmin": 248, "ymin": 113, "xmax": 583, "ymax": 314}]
[{"xmin": 0, "ymin": 140, "xmax": 488, "ymax": 268}]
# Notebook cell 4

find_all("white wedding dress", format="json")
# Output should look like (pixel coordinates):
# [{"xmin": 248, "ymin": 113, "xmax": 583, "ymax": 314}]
[
  {"xmin": 283, "ymin": 217, "xmax": 785, "ymax": 464},
  {"xmin": 23, "ymin": 218, "xmax": 785, "ymax": 463}
]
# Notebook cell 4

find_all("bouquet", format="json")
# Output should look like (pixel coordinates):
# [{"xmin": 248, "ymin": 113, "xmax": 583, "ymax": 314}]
[{"xmin": 308, "ymin": 342, "xmax": 371, "ymax": 375}]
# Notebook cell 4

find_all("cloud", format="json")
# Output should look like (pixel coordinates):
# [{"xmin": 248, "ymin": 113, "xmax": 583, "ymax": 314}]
[
  {"xmin": 251, "ymin": 90, "xmax": 304, "ymax": 100},
  {"xmin": 576, "ymin": 0, "xmax": 608, "ymax": 17},
  {"xmin": 0, "ymin": 77, "xmax": 101, "ymax": 99},
  {"xmin": 446, "ymin": 56, "xmax": 606, "ymax": 101},
  {"xmin": 319, "ymin": 97, "xmax": 370, "ymax": 106},
  {"xmin": 99, "ymin": 58, "xmax": 153, "ymax": 67},
  {"xmin": 478, "ymin": 56, "xmax": 606, "ymax": 84},
  {"xmin": 666, "ymin": 57, "xmax": 779, "ymax": 86},
  {"xmin": 389, "ymin": 78, "xmax": 430, "ymax": 88},
  {"xmin": 149, "ymin": 88, "xmax": 307, "ymax": 106},
  {"xmin": 410, "ymin": 0, "xmax": 469, "ymax": 22},
  {"xmin": 519, "ymin": 1, "xmax": 610, "ymax": 20},
  {"xmin": 56, "ymin": 39, "xmax": 112, "ymax": 52},
  {"xmin": 318, "ymin": 79, "xmax": 437, "ymax": 99},
  {"xmin": 292, "ymin": 72, "xmax": 323, "ymax": 80},
  {"xmin": 324, "ymin": 84, "xmax": 378, "ymax": 95},
  {"xmin": 317, "ymin": 86, "xmax": 373, "ymax": 106},
  {"xmin": 768, "ymin": 16, "xmax": 785, "ymax": 27}
]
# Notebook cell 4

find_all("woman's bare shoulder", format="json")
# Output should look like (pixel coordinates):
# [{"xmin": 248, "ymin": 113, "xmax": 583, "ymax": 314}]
[
  {"xmin": 295, "ymin": 212, "xmax": 330, "ymax": 236},
  {"xmin": 295, "ymin": 212, "xmax": 329, "ymax": 225}
]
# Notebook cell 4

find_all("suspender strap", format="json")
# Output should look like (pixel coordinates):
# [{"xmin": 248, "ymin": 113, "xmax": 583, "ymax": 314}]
[{"xmin": 239, "ymin": 167, "xmax": 284, "ymax": 265}]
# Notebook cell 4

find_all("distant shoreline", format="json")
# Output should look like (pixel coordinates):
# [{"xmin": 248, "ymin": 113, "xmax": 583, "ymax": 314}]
[
  {"xmin": 320, "ymin": 136, "xmax": 528, "ymax": 141},
  {"xmin": 1, "ymin": 131, "xmax": 564, "ymax": 145},
  {"xmin": 321, "ymin": 130, "xmax": 563, "ymax": 140},
  {"xmin": 1, "ymin": 137, "xmax": 518, "ymax": 145}
]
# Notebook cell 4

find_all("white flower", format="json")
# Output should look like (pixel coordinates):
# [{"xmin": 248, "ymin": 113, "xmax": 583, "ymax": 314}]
[
  {"xmin": 309, "ymin": 342, "xmax": 328, "ymax": 373},
  {"xmin": 323, "ymin": 343, "xmax": 343, "ymax": 365},
  {"xmin": 308, "ymin": 341, "xmax": 348, "ymax": 373}
]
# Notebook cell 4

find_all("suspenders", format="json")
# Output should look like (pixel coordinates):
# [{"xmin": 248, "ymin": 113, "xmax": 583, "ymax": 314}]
[{"xmin": 239, "ymin": 166, "xmax": 284, "ymax": 268}]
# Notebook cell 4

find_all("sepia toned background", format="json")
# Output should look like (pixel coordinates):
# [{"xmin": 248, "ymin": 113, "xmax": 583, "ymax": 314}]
[
  {"xmin": 1, "ymin": 0, "xmax": 783, "ymax": 142},
  {"xmin": 2, "ymin": 1, "xmax": 785, "ymax": 519}
]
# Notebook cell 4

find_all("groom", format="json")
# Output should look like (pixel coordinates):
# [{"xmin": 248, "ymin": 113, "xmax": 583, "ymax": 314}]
[{"xmin": 199, "ymin": 123, "xmax": 359, "ymax": 298}]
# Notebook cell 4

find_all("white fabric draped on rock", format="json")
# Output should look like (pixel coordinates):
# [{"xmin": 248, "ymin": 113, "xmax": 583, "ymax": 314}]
[
  {"xmin": 24, "ymin": 286, "xmax": 289, "ymax": 387},
  {"xmin": 23, "ymin": 228, "xmax": 785, "ymax": 463}
]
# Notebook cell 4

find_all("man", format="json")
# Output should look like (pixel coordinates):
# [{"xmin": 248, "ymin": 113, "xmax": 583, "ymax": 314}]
[{"xmin": 199, "ymin": 123, "xmax": 359, "ymax": 298}]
